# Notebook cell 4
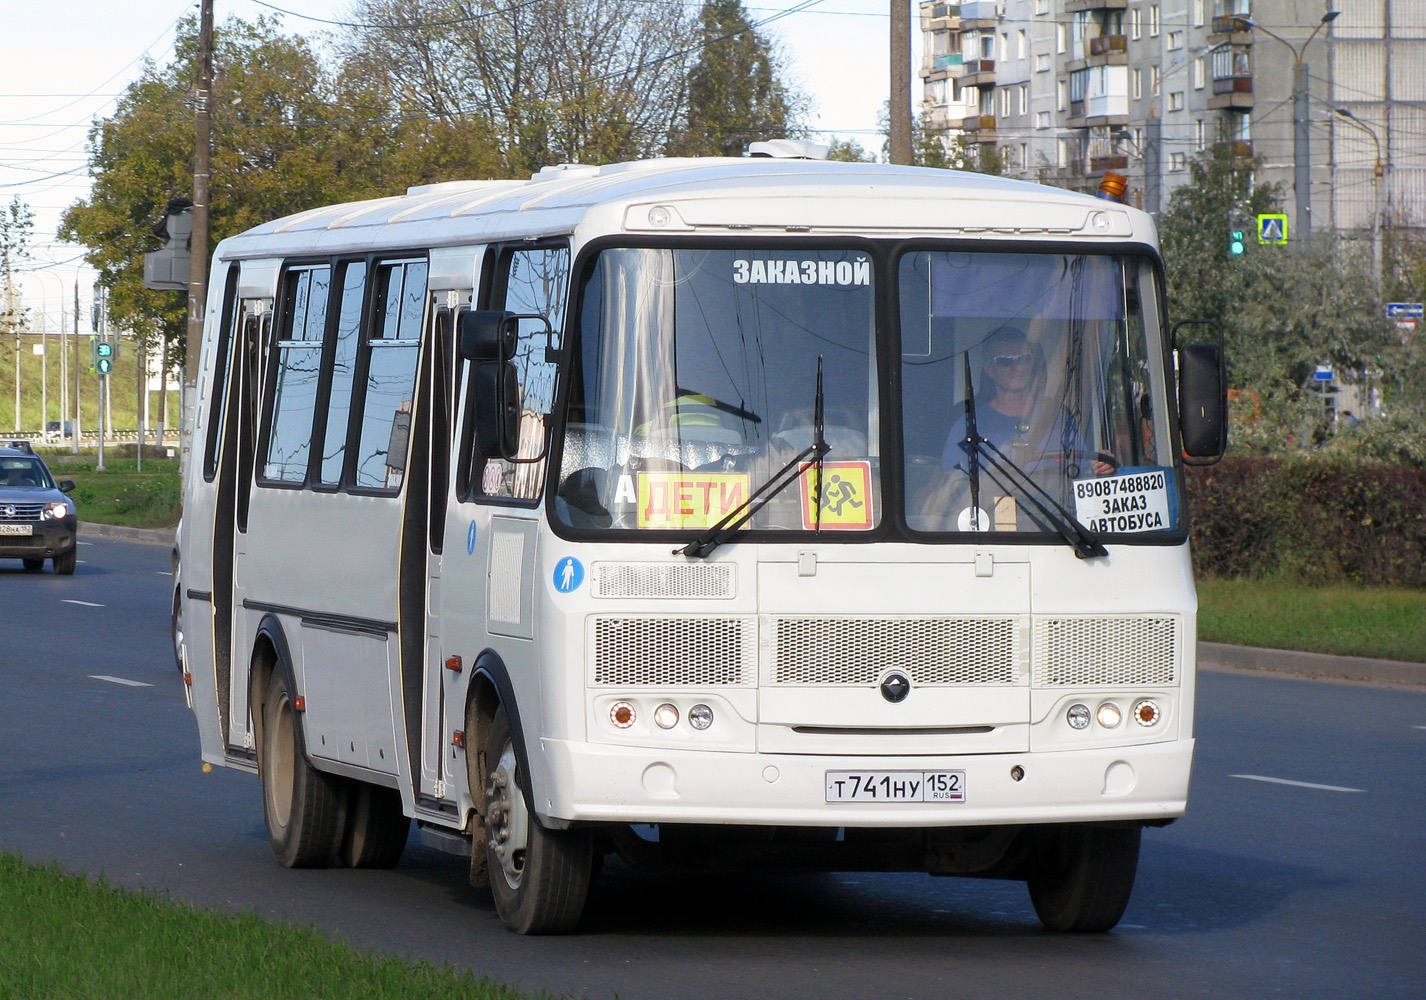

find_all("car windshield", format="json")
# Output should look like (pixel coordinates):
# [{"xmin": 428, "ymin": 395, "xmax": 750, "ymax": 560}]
[
  {"xmin": 0, "ymin": 457, "xmax": 53, "ymax": 490},
  {"xmin": 899, "ymin": 250, "xmax": 1179, "ymax": 538},
  {"xmin": 557, "ymin": 246, "xmax": 879, "ymax": 534}
]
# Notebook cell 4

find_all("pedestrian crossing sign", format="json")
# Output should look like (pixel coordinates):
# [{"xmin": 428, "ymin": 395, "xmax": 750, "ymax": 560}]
[
  {"xmin": 800, "ymin": 461, "xmax": 875, "ymax": 530},
  {"xmin": 1257, "ymin": 213, "xmax": 1288, "ymax": 244}
]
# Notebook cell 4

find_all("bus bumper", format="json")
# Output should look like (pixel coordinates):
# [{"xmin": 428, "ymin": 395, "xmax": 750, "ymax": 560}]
[{"xmin": 534, "ymin": 738, "xmax": 1193, "ymax": 828}]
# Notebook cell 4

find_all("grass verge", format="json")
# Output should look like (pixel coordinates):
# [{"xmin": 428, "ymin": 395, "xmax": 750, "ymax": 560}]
[
  {"xmin": 0, "ymin": 853, "xmax": 547, "ymax": 1000},
  {"xmin": 39, "ymin": 448, "xmax": 181, "ymax": 529},
  {"xmin": 1197, "ymin": 577, "xmax": 1426, "ymax": 664}
]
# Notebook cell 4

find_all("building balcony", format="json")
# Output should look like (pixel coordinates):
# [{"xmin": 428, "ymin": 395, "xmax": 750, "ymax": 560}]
[
  {"xmin": 1065, "ymin": 0, "xmax": 1128, "ymax": 11},
  {"xmin": 933, "ymin": 53, "xmax": 964, "ymax": 71},
  {"xmin": 962, "ymin": 114, "xmax": 997, "ymax": 138},
  {"xmin": 1091, "ymin": 154, "xmax": 1129, "ymax": 173},
  {"xmin": 1089, "ymin": 34, "xmax": 1127, "ymax": 56},
  {"xmin": 1210, "ymin": 14, "xmax": 1253, "ymax": 37}
]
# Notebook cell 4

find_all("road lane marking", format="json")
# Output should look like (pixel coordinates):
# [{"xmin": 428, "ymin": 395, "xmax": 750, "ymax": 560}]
[
  {"xmin": 62, "ymin": 599, "xmax": 105, "ymax": 607},
  {"xmin": 90, "ymin": 675, "xmax": 153, "ymax": 688},
  {"xmin": 1230, "ymin": 774, "xmax": 1366, "ymax": 794}
]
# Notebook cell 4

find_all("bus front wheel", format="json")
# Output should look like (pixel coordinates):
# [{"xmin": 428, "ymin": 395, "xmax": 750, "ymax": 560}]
[
  {"xmin": 260, "ymin": 669, "xmax": 344, "ymax": 868},
  {"xmin": 481, "ymin": 707, "xmax": 592, "ymax": 934},
  {"xmin": 1025, "ymin": 823, "xmax": 1140, "ymax": 932}
]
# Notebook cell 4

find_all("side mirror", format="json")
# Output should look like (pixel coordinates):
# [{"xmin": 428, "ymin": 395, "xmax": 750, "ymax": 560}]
[
  {"xmin": 58, "ymin": 479, "xmax": 76, "ymax": 493},
  {"xmin": 1173, "ymin": 320, "xmax": 1228, "ymax": 465},
  {"xmin": 458, "ymin": 310, "xmax": 518, "ymax": 362}
]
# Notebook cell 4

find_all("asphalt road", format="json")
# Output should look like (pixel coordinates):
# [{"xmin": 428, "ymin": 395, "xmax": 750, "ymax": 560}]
[{"xmin": 2, "ymin": 536, "xmax": 1423, "ymax": 999}]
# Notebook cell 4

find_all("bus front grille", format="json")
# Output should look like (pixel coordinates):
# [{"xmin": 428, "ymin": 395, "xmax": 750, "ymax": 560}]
[
  {"xmin": 1032, "ymin": 616, "xmax": 1178, "ymax": 686},
  {"xmin": 767, "ymin": 615, "xmax": 1022, "ymax": 686},
  {"xmin": 591, "ymin": 615, "xmax": 757, "ymax": 686}
]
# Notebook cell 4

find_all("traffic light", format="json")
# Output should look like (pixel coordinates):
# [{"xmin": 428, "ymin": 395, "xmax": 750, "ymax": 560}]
[
  {"xmin": 1228, "ymin": 223, "xmax": 1246, "ymax": 258},
  {"xmin": 90, "ymin": 339, "xmax": 117, "ymax": 375}
]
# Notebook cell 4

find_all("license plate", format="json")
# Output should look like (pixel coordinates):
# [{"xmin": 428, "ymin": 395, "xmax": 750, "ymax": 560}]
[
  {"xmin": 0, "ymin": 523, "xmax": 33, "ymax": 536},
  {"xmin": 825, "ymin": 770, "xmax": 966, "ymax": 803}
]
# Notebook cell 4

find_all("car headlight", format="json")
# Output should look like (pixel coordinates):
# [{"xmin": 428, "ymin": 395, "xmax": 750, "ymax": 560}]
[{"xmin": 46, "ymin": 502, "xmax": 69, "ymax": 519}]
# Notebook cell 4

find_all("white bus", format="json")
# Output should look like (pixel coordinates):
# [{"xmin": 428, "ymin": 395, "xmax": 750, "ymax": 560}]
[{"xmin": 178, "ymin": 144, "xmax": 1226, "ymax": 935}]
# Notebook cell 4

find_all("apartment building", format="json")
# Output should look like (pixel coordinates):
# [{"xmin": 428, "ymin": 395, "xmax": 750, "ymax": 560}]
[{"xmin": 919, "ymin": 0, "xmax": 1423, "ymax": 241}]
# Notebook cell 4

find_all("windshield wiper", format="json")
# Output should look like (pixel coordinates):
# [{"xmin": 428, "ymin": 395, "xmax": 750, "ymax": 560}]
[
  {"xmin": 957, "ymin": 353, "xmax": 1105, "ymax": 559},
  {"xmin": 680, "ymin": 358, "xmax": 830, "ymax": 559}
]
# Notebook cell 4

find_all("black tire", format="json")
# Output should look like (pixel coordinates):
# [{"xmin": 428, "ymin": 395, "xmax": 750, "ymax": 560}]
[
  {"xmin": 52, "ymin": 549, "xmax": 76, "ymax": 575},
  {"xmin": 170, "ymin": 585, "xmax": 184, "ymax": 671},
  {"xmin": 1026, "ymin": 824, "xmax": 1141, "ymax": 933},
  {"xmin": 260, "ymin": 669, "xmax": 345, "ymax": 868},
  {"xmin": 339, "ymin": 782, "xmax": 410, "ymax": 869},
  {"xmin": 22, "ymin": 558, "xmax": 44, "ymax": 572},
  {"xmin": 482, "ymin": 707, "xmax": 592, "ymax": 934}
]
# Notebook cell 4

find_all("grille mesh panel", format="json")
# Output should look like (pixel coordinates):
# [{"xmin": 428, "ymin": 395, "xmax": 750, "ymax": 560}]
[
  {"xmin": 594, "ymin": 562, "xmax": 733, "ymax": 599},
  {"xmin": 769, "ymin": 616, "xmax": 1019, "ymax": 686},
  {"xmin": 1032, "ymin": 616, "xmax": 1177, "ymax": 686},
  {"xmin": 0, "ymin": 503, "xmax": 45, "ymax": 521},
  {"xmin": 592, "ymin": 616, "xmax": 756, "ymax": 686}
]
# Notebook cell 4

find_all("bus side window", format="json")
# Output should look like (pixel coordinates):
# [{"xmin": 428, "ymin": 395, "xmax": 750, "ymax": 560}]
[
  {"xmin": 467, "ymin": 244, "xmax": 568, "ymax": 502},
  {"xmin": 262, "ymin": 264, "xmax": 330, "ymax": 484},
  {"xmin": 352, "ymin": 258, "xmax": 427, "ymax": 490}
]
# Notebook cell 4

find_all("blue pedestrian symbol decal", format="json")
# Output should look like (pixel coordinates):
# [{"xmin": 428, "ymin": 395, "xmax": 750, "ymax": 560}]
[
  {"xmin": 554, "ymin": 557, "xmax": 585, "ymax": 593},
  {"xmin": 466, "ymin": 520, "xmax": 478, "ymax": 555}
]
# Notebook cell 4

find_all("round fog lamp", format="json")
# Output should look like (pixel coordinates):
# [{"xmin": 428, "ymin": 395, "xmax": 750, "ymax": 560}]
[
  {"xmin": 609, "ymin": 701, "xmax": 636, "ymax": 729},
  {"xmin": 1132, "ymin": 699, "xmax": 1162, "ymax": 727},
  {"xmin": 654, "ymin": 703, "xmax": 679, "ymax": 730},
  {"xmin": 1096, "ymin": 702, "xmax": 1123, "ymax": 729},
  {"xmin": 1066, "ymin": 704, "xmax": 1091, "ymax": 730},
  {"xmin": 688, "ymin": 704, "xmax": 714, "ymax": 730}
]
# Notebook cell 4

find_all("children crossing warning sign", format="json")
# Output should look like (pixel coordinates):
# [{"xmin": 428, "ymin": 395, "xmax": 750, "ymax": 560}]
[{"xmin": 799, "ymin": 461, "xmax": 875, "ymax": 530}]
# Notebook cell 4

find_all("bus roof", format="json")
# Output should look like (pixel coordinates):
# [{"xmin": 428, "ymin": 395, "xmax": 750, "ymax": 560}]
[{"xmin": 215, "ymin": 156, "xmax": 1156, "ymax": 260}]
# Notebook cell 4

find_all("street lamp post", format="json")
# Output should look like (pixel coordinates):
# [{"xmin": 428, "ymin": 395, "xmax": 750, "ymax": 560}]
[
  {"xmin": 1232, "ymin": 11, "xmax": 1340, "ymax": 242},
  {"xmin": 1334, "ymin": 107, "xmax": 1384, "ymax": 288}
]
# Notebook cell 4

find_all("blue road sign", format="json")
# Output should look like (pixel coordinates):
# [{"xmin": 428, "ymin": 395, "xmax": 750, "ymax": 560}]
[{"xmin": 1386, "ymin": 302, "xmax": 1424, "ymax": 320}]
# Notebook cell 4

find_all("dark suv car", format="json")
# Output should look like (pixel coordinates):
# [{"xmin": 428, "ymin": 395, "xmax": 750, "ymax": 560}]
[{"xmin": 0, "ymin": 442, "xmax": 78, "ymax": 574}]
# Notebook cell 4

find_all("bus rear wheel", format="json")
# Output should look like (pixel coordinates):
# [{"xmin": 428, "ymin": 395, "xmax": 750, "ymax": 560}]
[
  {"xmin": 481, "ymin": 707, "xmax": 592, "ymax": 934},
  {"xmin": 260, "ymin": 669, "xmax": 344, "ymax": 868},
  {"xmin": 1025, "ymin": 823, "xmax": 1140, "ymax": 933},
  {"xmin": 339, "ymin": 782, "xmax": 409, "ymax": 869}
]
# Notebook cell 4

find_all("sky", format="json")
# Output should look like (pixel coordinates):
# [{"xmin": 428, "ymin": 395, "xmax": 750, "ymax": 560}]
[{"xmin": 0, "ymin": 0, "xmax": 895, "ymax": 331}]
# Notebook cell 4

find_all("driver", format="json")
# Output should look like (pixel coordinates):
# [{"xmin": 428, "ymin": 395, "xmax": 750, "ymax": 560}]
[{"xmin": 941, "ymin": 326, "xmax": 1114, "ymax": 477}]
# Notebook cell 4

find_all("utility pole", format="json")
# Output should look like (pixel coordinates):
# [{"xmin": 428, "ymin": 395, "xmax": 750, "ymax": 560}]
[
  {"xmin": 73, "ymin": 281, "xmax": 81, "ymax": 453},
  {"xmin": 889, "ymin": 0, "xmax": 912, "ymax": 165},
  {"xmin": 183, "ymin": 0, "xmax": 214, "ymax": 479},
  {"xmin": 1233, "ymin": 11, "xmax": 1339, "ymax": 243}
]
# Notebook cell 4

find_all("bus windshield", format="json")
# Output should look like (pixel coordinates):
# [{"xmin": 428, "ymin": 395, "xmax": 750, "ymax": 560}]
[
  {"xmin": 554, "ymin": 244, "xmax": 1179, "ymax": 542},
  {"xmin": 899, "ymin": 250, "xmax": 1179, "ymax": 538},
  {"xmin": 557, "ymin": 246, "xmax": 879, "ymax": 534}
]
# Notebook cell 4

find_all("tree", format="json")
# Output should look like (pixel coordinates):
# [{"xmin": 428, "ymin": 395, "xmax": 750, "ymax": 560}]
[
  {"xmin": 671, "ymin": 0, "xmax": 805, "ymax": 157},
  {"xmin": 1159, "ymin": 140, "xmax": 1405, "ymax": 458},
  {"xmin": 341, "ymin": 0, "xmax": 698, "ymax": 172},
  {"xmin": 1, "ymin": 197, "xmax": 33, "ymax": 339},
  {"xmin": 824, "ymin": 137, "xmax": 876, "ymax": 163}
]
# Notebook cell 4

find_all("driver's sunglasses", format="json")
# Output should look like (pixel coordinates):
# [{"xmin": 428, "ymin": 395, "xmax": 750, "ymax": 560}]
[{"xmin": 990, "ymin": 352, "xmax": 1034, "ymax": 367}]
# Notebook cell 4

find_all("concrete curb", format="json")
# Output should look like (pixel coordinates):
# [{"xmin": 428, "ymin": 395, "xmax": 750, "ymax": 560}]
[
  {"xmin": 1199, "ymin": 641, "xmax": 1426, "ymax": 688},
  {"xmin": 80, "ymin": 521, "xmax": 175, "ymax": 547}
]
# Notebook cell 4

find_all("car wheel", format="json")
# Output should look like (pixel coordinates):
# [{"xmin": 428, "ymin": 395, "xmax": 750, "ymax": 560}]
[
  {"xmin": 171, "ymin": 585, "xmax": 184, "ymax": 671},
  {"xmin": 482, "ymin": 706, "xmax": 592, "ymax": 934},
  {"xmin": 22, "ymin": 558, "xmax": 44, "ymax": 572},
  {"xmin": 1026, "ymin": 823, "xmax": 1140, "ymax": 933},
  {"xmin": 52, "ymin": 549, "xmax": 76, "ymax": 575},
  {"xmin": 260, "ymin": 669, "xmax": 344, "ymax": 868}
]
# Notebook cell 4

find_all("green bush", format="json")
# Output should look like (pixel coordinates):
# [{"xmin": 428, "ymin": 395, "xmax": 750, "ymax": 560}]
[{"xmin": 1186, "ymin": 457, "xmax": 1426, "ymax": 587}]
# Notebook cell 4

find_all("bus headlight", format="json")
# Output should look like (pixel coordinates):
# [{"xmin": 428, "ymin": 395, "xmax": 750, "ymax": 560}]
[
  {"xmin": 653, "ymin": 704, "xmax": 679, "ymax": 730},
  {"xmin": 1066, "ymin": 704, "xmax": 1091, "ymax": 730},
  {"xmin": 688, "ymin": 704, "xmax": 714, "ymax": 730},
  {"xmin": 1096, "ymin": 702, "xmax": 1123, "ymax": 729}
]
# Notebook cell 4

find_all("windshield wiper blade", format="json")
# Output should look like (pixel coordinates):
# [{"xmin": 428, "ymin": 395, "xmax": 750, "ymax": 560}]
[
  {"xmin": 680, "ymin": 358, "xmax": 830, "ymax": 559},
  {"xmin": 958, "ymin": 436, "xmax": 1108, "ymax": 559},
  {"xmin": 961, "ymin": 352, "xmax": 984, "ymax": 531}
]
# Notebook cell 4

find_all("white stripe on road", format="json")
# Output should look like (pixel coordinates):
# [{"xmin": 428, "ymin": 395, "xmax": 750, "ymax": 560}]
[
  {"xmin": 90, "ymin": 675, "xmax": 153, "ymax": 688},
  {"xmin": 62, "ymin": 599, "xmax": 104, "ymax": 607},
  {"xmin": 1230, "ymin": 774, "xmax": 1366, "ymax": 794}
]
